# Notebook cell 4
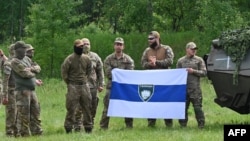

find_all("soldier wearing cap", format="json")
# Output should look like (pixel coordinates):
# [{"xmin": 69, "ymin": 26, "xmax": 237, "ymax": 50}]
[
  {"xmin": 74, "ymin": 38, "xmax": 105, "ymax": 131},
  {"xmin": 25, "ymin": 44, "xmax": 34, "ymax": 59},
  {"xmin": 25, "ymin": 44, "xmax": 41, "ymax": 73},
  {"xmin": 2, "ymin": 44, "xmax": 16, "ymax": 137},
  {"xmin": 176, "ymin": 41, "xmax": 207, "ymax": 129},
  {"xmin": 11, "ymin": 41, "xmax": 43, "ymax": 137},
  {"xmin": 100, "ymin": 37, "xmax": 134, "ymax": 129},
  {"xmin": 61, "ymin": 39, "xmax": 93, "ymax": 133},
  {"xmin": 141, "ymin": 31, "xmax": 174, "ymax": 127},
  {"xmin": 25, "ymin": 43, "xmax": 44, "ymax": 135}
]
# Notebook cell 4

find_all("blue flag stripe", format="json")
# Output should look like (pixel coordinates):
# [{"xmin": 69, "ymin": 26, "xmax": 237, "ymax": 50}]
[
  {"xmin": 108, "ymin": 68, "xmax": 187, "ymax": 119},
  {"xmin": 110, "ymin": 82, "xmax": 186, "ymax": 102}
]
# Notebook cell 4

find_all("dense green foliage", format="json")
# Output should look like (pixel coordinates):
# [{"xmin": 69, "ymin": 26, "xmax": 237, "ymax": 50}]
[
  {"xmin": 0, "ymin": 78, "xmax": 249, "ymax": 141},
  {"xmin": 1, "ymin": 31, "xmax": 204, "ymax": 78},
  {"xmin": 219, "ymin": 26, "xmax": 250, "ymax": 84},
  {"xmin": 0, "ymin": 0, "xmax": 250, "ymax": 78}
]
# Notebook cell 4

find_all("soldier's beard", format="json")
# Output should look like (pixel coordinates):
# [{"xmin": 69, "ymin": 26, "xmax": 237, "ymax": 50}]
[{"xmin": 150, "ymin": 41, "xmax": 158, "ymax": 49}]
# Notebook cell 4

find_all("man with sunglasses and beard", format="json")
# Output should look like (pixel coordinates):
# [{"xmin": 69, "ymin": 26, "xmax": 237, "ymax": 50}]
[
  {"xmin": 141, "ymin": 31, "xmax": 174, "ymax": 128},
  {"xmin": 61, "ymin": 39, "xmax": 93, "ymax": 133}
]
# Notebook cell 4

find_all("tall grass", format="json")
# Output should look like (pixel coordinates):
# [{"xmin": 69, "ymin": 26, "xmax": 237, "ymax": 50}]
[{"xmin": 0, "ymin": 78, "xmax": 249, "ymax": 141}]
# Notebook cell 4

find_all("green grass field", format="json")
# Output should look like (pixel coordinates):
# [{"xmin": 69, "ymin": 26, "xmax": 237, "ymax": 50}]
[{"xmin": 0, "ymin": 78, "xmax": 249, "ymax": 141}]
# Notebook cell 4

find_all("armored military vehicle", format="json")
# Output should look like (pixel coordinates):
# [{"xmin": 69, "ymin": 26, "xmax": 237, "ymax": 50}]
[{"xmin": 205, "ymin": 34, "xmax": 250, "ymax": 114}]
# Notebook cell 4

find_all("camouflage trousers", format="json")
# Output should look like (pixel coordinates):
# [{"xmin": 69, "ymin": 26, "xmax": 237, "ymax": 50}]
[
  {"xmin": 74, "ymin": 88, "xmax": 99, "ymax": 130},
  {"xmin": 64, "ymin": 84, "xmax": 93, "ymax": 133},
  {"xmin": 178, "ymin": 88, "xmax": 205, "ymax": 128},
  {"xmin": 99, "ymin": 89, "xmax": 133, "ymax": 129},
  {"xmin": 15, "ymin": 90, "xmax": 43, "ymax": 137},
  {"xmin": 5, "ymin": 86, "xmax": 17, "ymax": 136}
]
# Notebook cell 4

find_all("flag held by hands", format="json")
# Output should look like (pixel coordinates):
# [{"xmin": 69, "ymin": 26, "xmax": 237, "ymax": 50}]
[{"xmin": 107, "ymin": 68, "xmax": 187, "ymax": 119}]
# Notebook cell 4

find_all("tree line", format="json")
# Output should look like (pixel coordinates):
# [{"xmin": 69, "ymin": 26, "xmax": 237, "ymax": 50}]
[{"xmin": 0, "ymin": 0, "xmax": 249, "ymax": 78}]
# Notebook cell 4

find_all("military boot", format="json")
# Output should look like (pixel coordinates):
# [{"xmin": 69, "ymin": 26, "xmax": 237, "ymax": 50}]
[
  {"xmin": 65, "ymin": 127, "xmax": 72, "ymax": 133},
  {"xmin": 198, "ymin": 120, "xmax": 205, "ymax": 129},
  {"xmin": 84, "ymin": 127, "xmax": 92, "ymax": 133},
  {"xmin": 179, "ymin": 119, "xmax": 187, "ymax": 127},
  {"xmin": 165, "ymin": 119, "xmax": 173, "ymax": 127},
  {"xmin": 147, "ymin": 119, "xmax": 156, "ymax": 127}
]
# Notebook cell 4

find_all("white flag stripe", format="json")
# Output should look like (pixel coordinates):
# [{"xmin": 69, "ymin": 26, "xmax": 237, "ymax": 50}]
[
  {"xmin": 108, "ymin": 100, "xmax": 185, "ymax": 119},
  {"xmin": 112, "ymin": 68, "xmax": 187, "ymax": 85}
]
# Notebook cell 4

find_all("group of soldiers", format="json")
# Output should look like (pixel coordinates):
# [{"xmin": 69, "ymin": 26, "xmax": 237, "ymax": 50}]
[
  {"xmin": 61, "ymin": 31, "xmax": 207, "ymax": 134},
  {"xmin": 0, "ymin": 30, "xmax": 207, "ymax": 137},
  {"xmin": 0, "ymin": 42, "xmax": 43, "ymax": 137}
]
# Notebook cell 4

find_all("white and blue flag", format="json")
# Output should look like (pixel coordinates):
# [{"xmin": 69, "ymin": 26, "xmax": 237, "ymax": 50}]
[{"xmin": 107, "ymin": 68, "xmax": 188, "ymax": 119}]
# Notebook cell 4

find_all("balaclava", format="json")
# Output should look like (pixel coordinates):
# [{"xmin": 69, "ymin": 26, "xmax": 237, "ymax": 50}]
[
  {"xmin": 74, "ymin": 46, "xmax": 83, "ymax": 55},
  {"xmin": 73, "ymin": 39, "xmax": 83, "ymax": 55},
  {"xmin": 14, "ymin": 41, "xmax": 26, "ymax": 59},
  {"xmin": 82, "ymin": 38, "xmax": 91, "ymax": 54}
]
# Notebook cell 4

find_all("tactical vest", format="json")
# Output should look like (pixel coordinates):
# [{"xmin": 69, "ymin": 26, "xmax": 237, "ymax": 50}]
[
  {"xmin": 13, "ymin": 71, "xmax": 36, "ymax": 91},
  {"xmin": 146, "ymin": 45, "xmax": 169, "ymax": 69},
  {"xmin": 147, "ymin": 46, "xmax": 166, "ymax": 60}
]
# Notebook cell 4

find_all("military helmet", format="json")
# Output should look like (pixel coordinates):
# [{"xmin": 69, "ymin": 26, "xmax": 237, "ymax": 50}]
[
  {"xmin": 26, "ymin": 44, "xmax": 34, "ymax": 51},
  {"xmin": 14, "ymin": 41, "xmax": 26, "ymax": 50}
]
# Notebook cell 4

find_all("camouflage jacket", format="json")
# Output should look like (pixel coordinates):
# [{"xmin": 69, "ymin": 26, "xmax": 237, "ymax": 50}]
[
  {"xmin": 176, "ymin": 55, "xmax": 207, "ymax": 89},
  {"xmin": 141, "ymin": 44, "xmax": 174, "ymax": 69},
  {"xmin": 0, "ymin": 55, "xmax": 7, "ymax": 79},
  {"xmin": 2, "ymin": 58, "xmax": 15, "ymax": 98},
  {"xmin": 11, "ymin": 56, "xmax": 38, "ymax": 91},
  {"xmin": 86, "ymin": 51, "xmax": 105, "ymax": 88},
  {"xmin": 61, "ymin": 53, "xmax": 92, "ymax": 84},
  {"xmin": 104, "ymin": 52, "xmax": 134, "ymax": 89}
]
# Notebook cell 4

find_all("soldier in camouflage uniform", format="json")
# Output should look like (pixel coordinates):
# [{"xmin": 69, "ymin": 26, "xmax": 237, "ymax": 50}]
[
  {"xmin": 61, "ymin": 39, "xmax": 93, "ymax": 133},
  {"xmin": 74, "ymin": 38, "xmax": 105, "ymax": 131},
  {"xmin": 0, "ymin": 49, "xmax": 8, "ymax": 103},
  {"xmin": 2, "ymin": 44, "xmax": 16, "ymax": 137},
  {"xmin": 25, "ymin": 44, "xmax": 35, "ymax": 59},
  {"xmin": 11, "ymin": 41, "xmax": 43, "ymax": 137},
  {"xmin": 141, "ymin": 31, "xmax": 174, "ymax": 127},
  {"xmin": 100, "ymin": 37, "xmax": 134, "ymax": 129},
  {"xmin": 25, "ymin": 44, "xmax": 44, "ymax": 135},
  {"xmin": 176, "ymin": 42, "xmax": 207, "ymax": 129}
]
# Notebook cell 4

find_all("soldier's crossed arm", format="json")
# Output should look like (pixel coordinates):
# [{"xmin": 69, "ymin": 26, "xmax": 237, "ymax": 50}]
[{"xmin": 11, "ymin": 59, "xmax": 35, "ymax": 78}]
